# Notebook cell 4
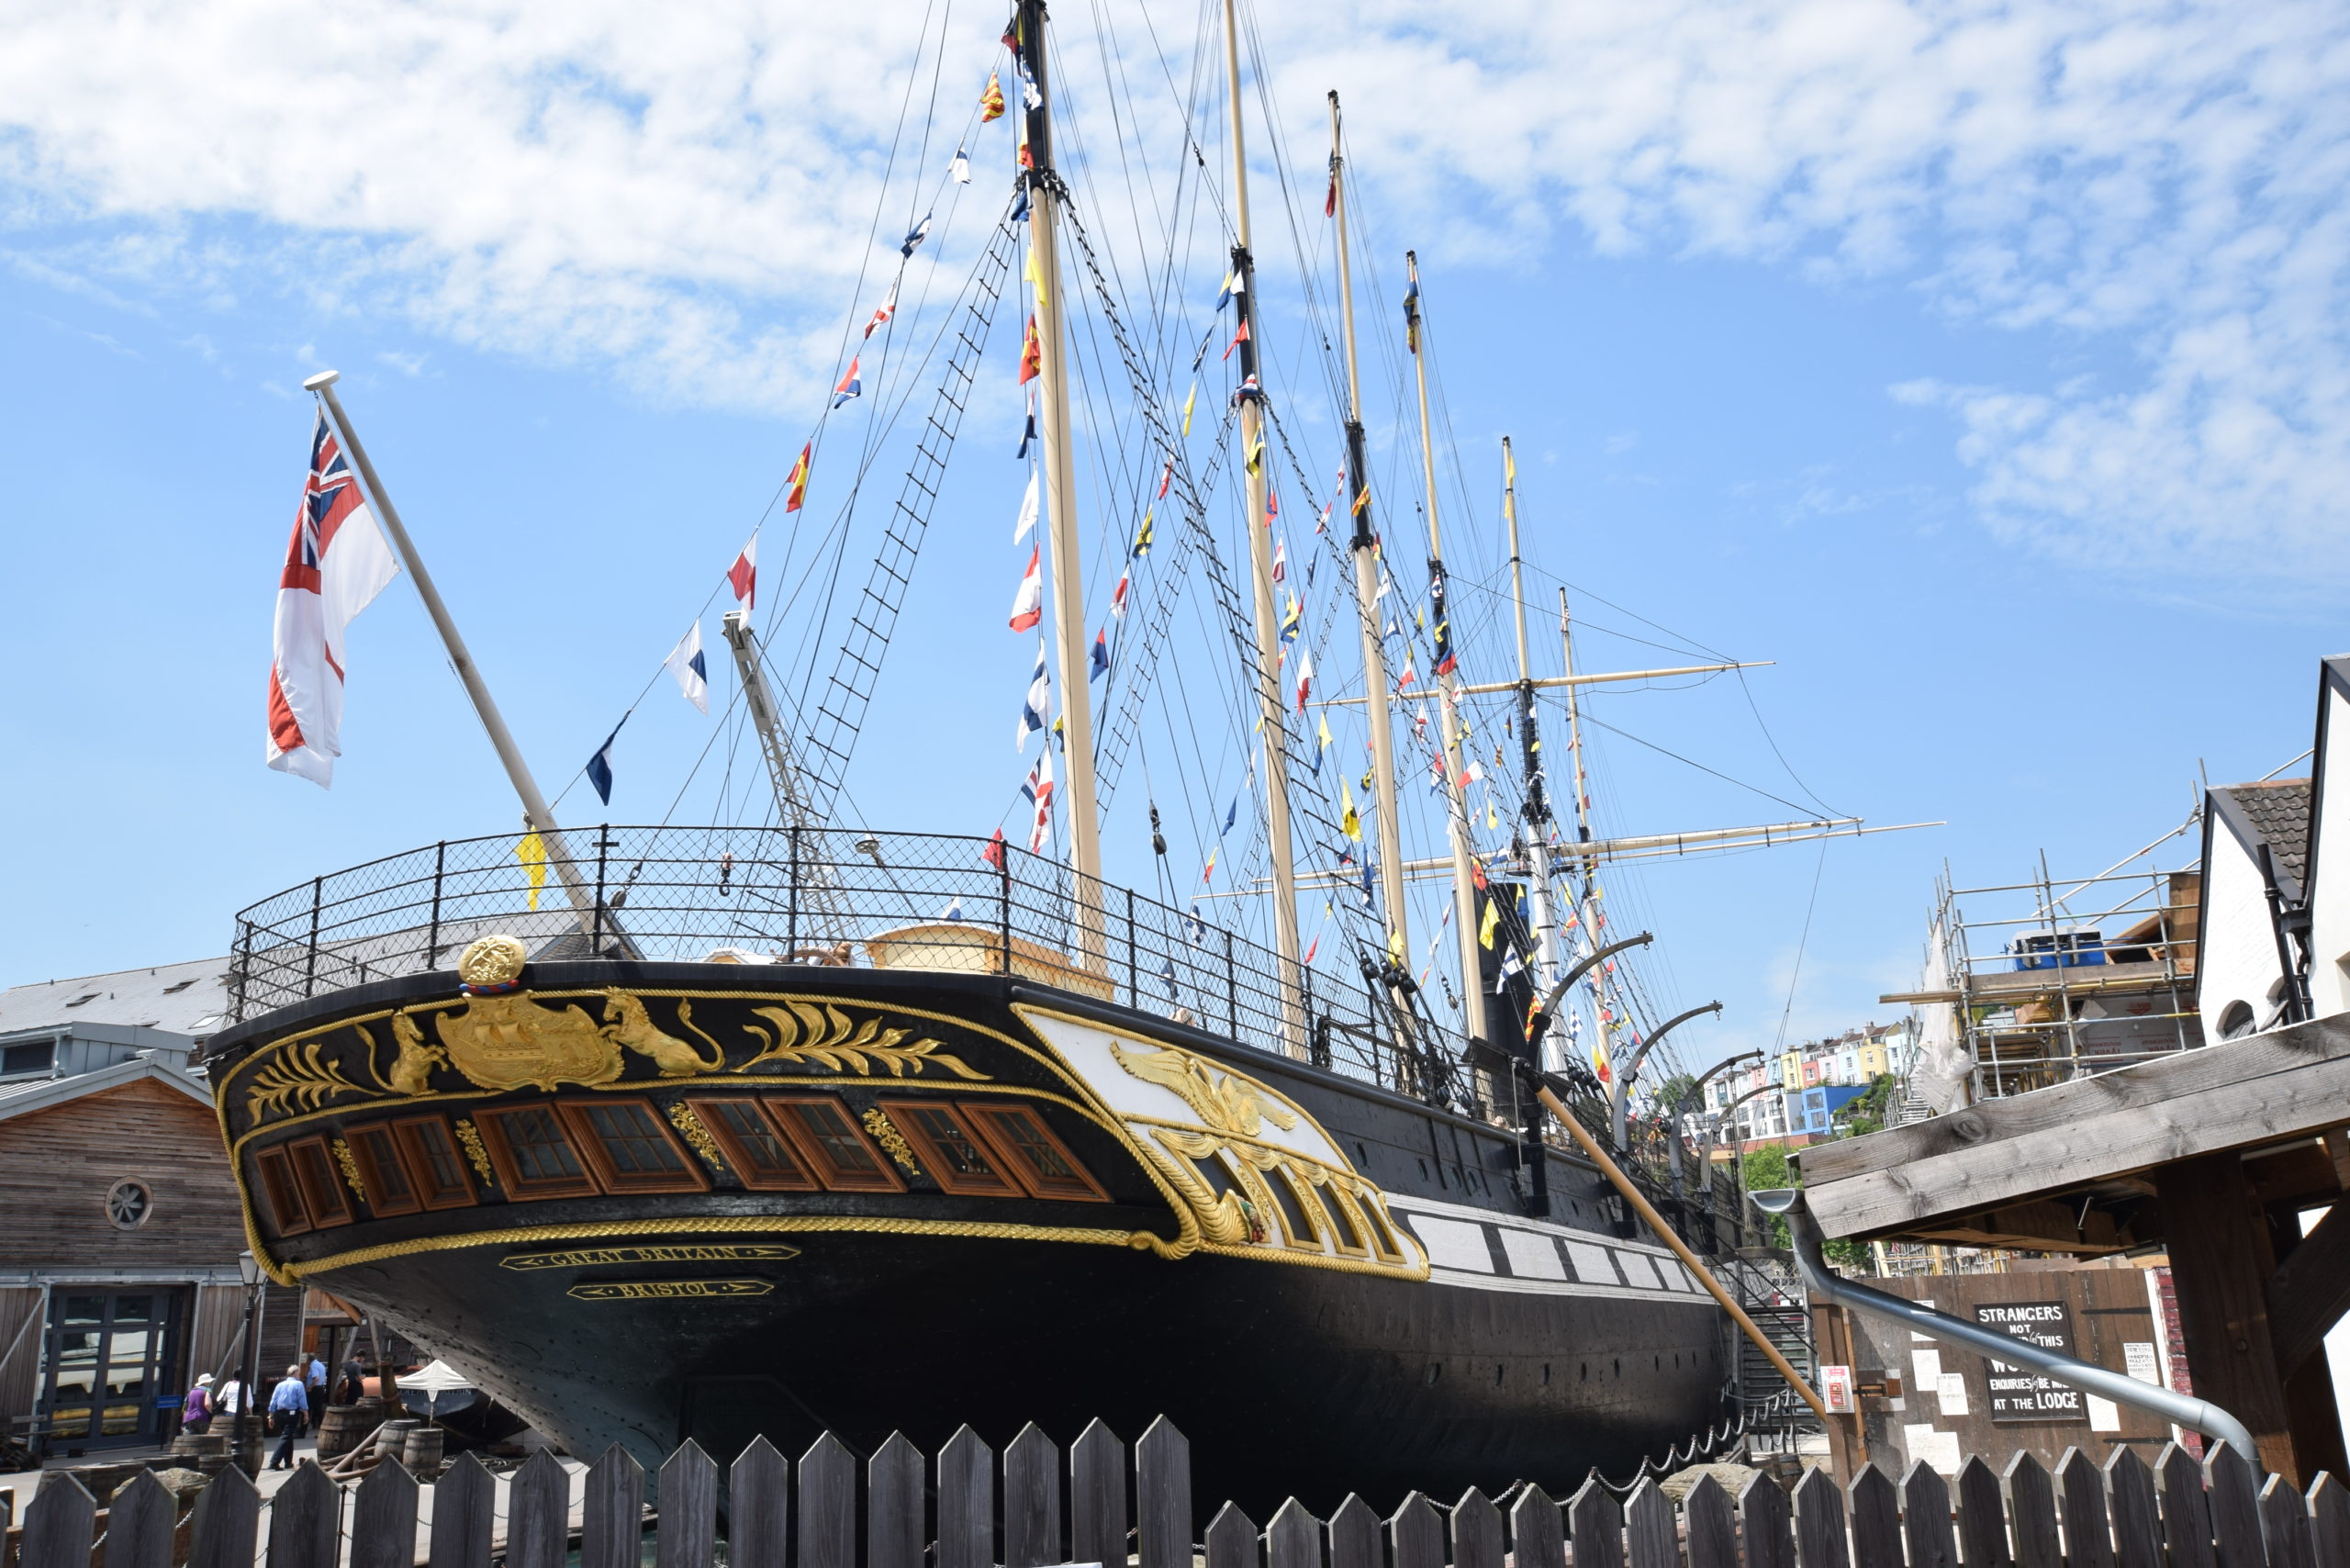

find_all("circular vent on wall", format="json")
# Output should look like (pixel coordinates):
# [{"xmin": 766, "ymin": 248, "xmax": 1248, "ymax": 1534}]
[{"xmin": 106, "ymin": 1179, "xmax": 153, "ymax": 1229}]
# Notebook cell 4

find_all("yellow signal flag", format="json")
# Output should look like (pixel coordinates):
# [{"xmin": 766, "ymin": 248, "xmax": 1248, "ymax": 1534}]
[
  {"xmin": 1389, "ymin": 925, "xmax": 1405, "ymax": 963},
  {"xmin": 1485, "ymin": 797, "xmax": 1499, "ymax": 831},
  {"xmin": 1479, "ymin": 896, "xmax": 1499, "ymax": 949},
  {"xmin": 1182, "ymin": 383, "xmax": 1198, "ymax": 438},
  {"xmin": 516, "ymin": 830, "xmax": 547, "ymax": 912},
  {"xmin": 1340, "ymin": 778, "xmax": 1362, "ymax": 840},
  {"xmin": 1247, "ymin": 434, "xmax": 1265, "ymax": 476},
  {"xmin": 1316, "ymin": 713, "xmax": 1334, "ymax": 756},
  {"xmin": 1024, "ymin": 244, "xmax": 1049, "ymax": 310},
  {"xmin": 1505, "ymin": 442, "xmax": 1516, "ymax": 487}
]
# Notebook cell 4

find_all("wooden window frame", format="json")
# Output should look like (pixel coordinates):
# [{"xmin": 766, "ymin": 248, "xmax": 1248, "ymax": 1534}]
[
  {"xmin": 253, "ymin": 1146, "xmax": 310, "ymax": 1237},
  {"xmin": 348, "ymin": 1125, "xmax": 421, "ymax": 1217},
  {"xmin": 391, "ymin": 1117, "xmax": 476, "ymax": 1210},
  {"xmin": 878, "ymin": 1100, "xmax": 1025, "ymax": 1197},
  {"xmin": 689, "ymin": 1098, "xmax": 820, "ymax": 1192},
  {"xmin": 557, "ymin": 1099, "xmax": 709, "ymax": 1195},
  {"xmin": 963, "ymin": 1103, "xmax": 1110, "ymax": 1203},
  {"xmin": 761, "ymin": 1096, "xmax": 904, "ymax": 1193},
  {"xmin": 286, "ymin": 1137, "xmax": 353, "ymax": 1228},
  {"xmin": 476, "ymin": 1105, "xmax": 601, "ymax": 1201}
]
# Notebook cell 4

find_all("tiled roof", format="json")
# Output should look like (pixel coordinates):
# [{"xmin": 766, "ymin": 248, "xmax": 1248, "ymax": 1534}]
[
  {"xmin": 2215, "ymin": 778, "xmax": 2312, "ymax": 895},
  {"xmin": 0, "ymin": 956, "xmax": 231, "ymax": 1038}
]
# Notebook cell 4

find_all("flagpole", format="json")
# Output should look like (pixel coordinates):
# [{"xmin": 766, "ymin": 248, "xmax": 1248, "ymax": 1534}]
[
  {"xmin": 1559, "ymin": 586, "xmax": 1614, "ymax": 1102},
  {"xmin": 1503, "ymin": 438, "xmax": 1562, "ymax": 1010},
  {"xmin": 1402, "ymin": 255, "xmax": 1489, "ymax": 1056},
  {"xmin": 1327, "ymin": 93, "xmax": 1415, "ymax": 1041},
  {"xmin": 1223, "ymin": 0, "xmax": 1305, "ymax": 1056},
  {"xmin": 1017, "ymin": 0, "xmax": 1107, "ymax": 972},
  {"xmin": 302, "ymin": 370, "xmax": 599, "ymax": 931}
]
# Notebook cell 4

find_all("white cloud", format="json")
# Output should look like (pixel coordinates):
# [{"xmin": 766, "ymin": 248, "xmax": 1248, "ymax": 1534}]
[{"xmin": 2, "ymin": 0, "xmax": 2345, "ymax": 578}]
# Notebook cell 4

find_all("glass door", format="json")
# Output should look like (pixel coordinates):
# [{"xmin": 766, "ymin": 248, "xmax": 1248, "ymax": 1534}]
[{"xmin": 42, "ymin": 1289, "xmax": 185, "ymax": 1451}]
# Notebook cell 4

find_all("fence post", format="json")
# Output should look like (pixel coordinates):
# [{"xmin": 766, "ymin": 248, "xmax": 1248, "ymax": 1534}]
[
  {"xmin": 304, "ymin": 876, "xmax": 322, "ymax": 999},
  {"xmin": 593, "ymin": 826, "xmax": 610, "ymax": 955},
  {"xmin": 427, "ymin": 841, "xmax": 446, "ymax": 971},
  {"xmin": 785, "ymin": 827, "xmax": 801, "ymax": 951},
  {"xmin": 1225, "ymin": 930, "xmax": 1238, "ymax": 1038},
  {"xmin": 1000, "ymin": 849, "xmax": 1015, "ymax": 979}
]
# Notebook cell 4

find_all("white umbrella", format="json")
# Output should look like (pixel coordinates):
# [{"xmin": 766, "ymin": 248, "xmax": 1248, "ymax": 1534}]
[{"xmin": 397, "ymin": 1360, "xmax": 478, "ymax": 1420}]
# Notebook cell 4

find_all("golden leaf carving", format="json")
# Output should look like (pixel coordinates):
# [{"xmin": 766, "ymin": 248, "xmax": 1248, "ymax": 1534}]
[
  {"xmin": 1109, "ymin": 1042, "xmax": 1298, "ymax": 1137},
  {"xmin": 861, "ymin": 1108, "xmax": 923, "ymax": 1177},
  {"xmin": 245, "ymin": 1041, "xmax": 368, "ymax": 1125},
  {"xmin": 666, "ymin": 1103, "xmax": 727, "ymax": 1173},
  {"xmin": 453, "ymin": 1119, "xmax": 496, "ymax": 1183},
  {"xmin": 742, "ymin": 1004, "xmax": 987, "ymax": 1080},
  {"xmin": 331, "ymin": 1138, "xmax": 367, "ymax": 1203}
]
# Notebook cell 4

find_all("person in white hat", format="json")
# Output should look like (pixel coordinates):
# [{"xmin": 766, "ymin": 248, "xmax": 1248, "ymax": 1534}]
[{"xmin": 181, "ymin": 1372, "xmax": 216, "ymax": 1434}]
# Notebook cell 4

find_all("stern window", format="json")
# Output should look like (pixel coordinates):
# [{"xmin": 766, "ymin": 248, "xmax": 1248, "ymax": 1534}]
[
  {"xmin": 967, "ymin": 1104, "xmax": 1108, "ymax": 1202},
  {"xmin": 254, "ymin": 1147, "xmax": 310, "ymax": 1237},
  {"xmin": 287, "ymin": 1137, "xmax": 352, "ymax": 1228},
  {"xmin": 1266, "ymin": 1166, "xmax": 1322, "ymax": 1249},
  {"xmin": 767, "ymin": 1098, "xmax": 903, "ymax": 1193},
  {"xmin": 883, "ymin": 1102, "xmax": 1024, "ymax": 1197},
  {"xmin": 479, "ymin": 1107, "xmax": 599, "ymax": 1199},
  {"xmin": 694, "ymin": 1098, "xmax": 819, "ymax": 1191},
  {"xmin": 351, "ymin": 1126, "xmax": 420, "ymax": 1216},
  {"xmin": 393, "ymin": 1117, "xmax": 476, "ymax": 1208},
  {"xmin": 561, "ymin": 1101, "xmax": 706, "ymax": 1194}
]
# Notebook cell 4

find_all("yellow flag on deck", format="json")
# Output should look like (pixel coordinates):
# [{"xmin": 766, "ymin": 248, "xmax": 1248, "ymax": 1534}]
[
  {"xmin": 1479, "ymin": 896, "xmax": 1499, "ymax": 948},
  {"xmin": 516, "ymin": 830, "xmax": 547, "ymax": 912}
]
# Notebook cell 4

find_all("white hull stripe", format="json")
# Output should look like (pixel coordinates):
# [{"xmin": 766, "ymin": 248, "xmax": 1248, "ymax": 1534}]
[{"xmin": 1388, "ymin": 1193, "xmax": 1704, "ymax": 1301}]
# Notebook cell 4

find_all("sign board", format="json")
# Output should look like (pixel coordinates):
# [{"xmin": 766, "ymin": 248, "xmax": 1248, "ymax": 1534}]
[
  {"xmin": 1821, "ymin": 1364, "xmax": 1854, "ymax": 1415},
  {"xmin": 1973, "ymin": 1300, "xmax": 2087, "ymax": 1423}
]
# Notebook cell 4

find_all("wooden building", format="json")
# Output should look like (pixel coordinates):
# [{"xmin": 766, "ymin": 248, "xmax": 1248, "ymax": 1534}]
[{"xmin": 0, "ymin": 958, "xmax": 298, "ymax": 1460}]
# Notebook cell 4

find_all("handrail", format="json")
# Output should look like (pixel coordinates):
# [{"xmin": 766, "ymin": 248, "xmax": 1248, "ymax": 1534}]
[{"xmin": 1749, "ymin": 1187, "xmax": 2257, "ymax": 1457}]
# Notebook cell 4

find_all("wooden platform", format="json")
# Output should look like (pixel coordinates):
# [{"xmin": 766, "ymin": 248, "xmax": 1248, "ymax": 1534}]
[{"xmin": 1796, "ymin": 1014, "xmax": 2350, "ymax": 1484}]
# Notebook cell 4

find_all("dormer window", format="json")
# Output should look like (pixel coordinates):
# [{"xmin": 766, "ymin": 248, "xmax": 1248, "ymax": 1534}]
[
  {"xmin": 64, "ymin": 994, "xmax": 98, "ymax": 1008},
  {"xmin": 160, "ymin": 979, "xmax": 198, "ymax": 994}
]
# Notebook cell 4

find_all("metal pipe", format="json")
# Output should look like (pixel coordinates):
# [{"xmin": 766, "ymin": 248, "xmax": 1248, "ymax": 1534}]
[{"xmin": 1750, "ymin": 1187, "xmax": 2257, "ymax": 1458}]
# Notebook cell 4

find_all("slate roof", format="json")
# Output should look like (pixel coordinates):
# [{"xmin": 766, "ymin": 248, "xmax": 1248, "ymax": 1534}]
[
  {"xmin": 0, "ymin": 956, "xmax": 233, "ymax": 1039},
  {"xmin": 2214, "ymin": 778, "xmax": 2312, "ymax": 900}
]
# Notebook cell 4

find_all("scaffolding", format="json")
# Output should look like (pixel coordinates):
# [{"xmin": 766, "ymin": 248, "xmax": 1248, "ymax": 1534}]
[{"xmin": 1907, "ymin": 855, "xmax": 2203, "ymax": 1100}]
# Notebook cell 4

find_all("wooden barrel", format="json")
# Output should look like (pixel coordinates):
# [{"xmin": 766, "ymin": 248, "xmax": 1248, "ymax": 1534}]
[
  {"xmin": 314, "ymin": 1398, "xmax": 383, "ymax": 1462},
  {"xmin": 171, "ymin": 1432, "xmax": 230, "ymax": 1459},
  {"xmin": 400, "ymin": 1426, "xmax": 444, "ymax": 1472}
]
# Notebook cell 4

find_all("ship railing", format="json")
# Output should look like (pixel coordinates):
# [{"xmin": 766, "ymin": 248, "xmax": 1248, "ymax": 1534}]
[{"xmin": 226, "ymin": 825, "xmax": 1457, "ymax": 1101}]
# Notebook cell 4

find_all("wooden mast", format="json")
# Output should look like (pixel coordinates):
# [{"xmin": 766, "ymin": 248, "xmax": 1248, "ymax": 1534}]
[
  {"xmin": 1557, "ymin": 587, "xmax": 1613, "ymax": 1094},
  {"xmin": 1221, "ymin": 0, "xmax": 1304, "ymax": 1053},
  {"xmin": 1327, "ymin": 93, "xmax": 1413, "ymax": 1004},
  {"xmin": 1403, "ymin": 254, "xmax": 1487, "ymax": 1050},
  {"xmin": 1503, "ymin": 438, "xmax": 1561, "ymax": 1002},
  {"xmin": 1017, "ymin": 0, "xmax": 1104, "ymax": 967}
]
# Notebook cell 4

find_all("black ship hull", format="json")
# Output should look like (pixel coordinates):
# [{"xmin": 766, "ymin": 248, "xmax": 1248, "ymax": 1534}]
[{"xmin": 206, "ymin": 955, "xmax": 1729, "ymax": 1511}]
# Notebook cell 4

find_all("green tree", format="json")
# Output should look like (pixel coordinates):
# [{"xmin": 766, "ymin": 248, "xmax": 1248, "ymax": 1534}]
[
  {"xmin": 1833, "ymin": 1074, "xmax": 1897, "ymax": 1138},
  {"xmin": 1740, "ymin": 1139, "xmax": 1871, "ymax": 1271}
]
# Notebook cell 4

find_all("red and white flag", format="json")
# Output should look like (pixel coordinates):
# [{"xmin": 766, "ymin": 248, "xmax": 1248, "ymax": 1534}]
[
  {"xmin": 728, "ymin": 534, "xmax": 757, "ymax": 620},
  {"xmin": 861, "ymin": 281, "xmax": 899, "ymax": 340},
  {"xmin": 265, "ymin": 411, "xmax": 399, "ymax": 787},
  {"xmin": 1023, "ymin": 746, "xmax": 1056, "ymax": 854},
  {"xmin": 1008, "ymin": 545, "xmax": 1044, "ymax": 631}
]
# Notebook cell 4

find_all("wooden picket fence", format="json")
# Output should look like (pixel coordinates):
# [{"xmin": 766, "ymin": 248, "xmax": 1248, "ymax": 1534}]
[{"xmin": 9, "ymin": 1417, "xmax": 2350, "ymax": 1568}]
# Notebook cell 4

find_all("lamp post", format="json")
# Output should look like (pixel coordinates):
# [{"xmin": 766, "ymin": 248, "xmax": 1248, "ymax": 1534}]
[{"xmin": 234, "ymin": 1250, "xmax": 263, "ymax": 1476}]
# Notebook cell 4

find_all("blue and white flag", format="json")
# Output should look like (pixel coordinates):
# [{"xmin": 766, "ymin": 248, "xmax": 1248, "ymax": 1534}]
[
  {"xmin": 585, "ymin": 720, "xmax": 624, "ymax": 806},
  {"xmin": 940, "ymin": 896, "xmax": 966, "ymax": 922},
  {"xmin": 901, "ymin": 212, "xmax": 934, "ymax": 258},
  {"xmin": 948, "ymin": 144, "xmax": 971, "ymax": 185},
  {"xmin": 1015, "ymin": 638, "xmax": 1051, "ymax": 749},
  {"xmin": 664, "ymin": 622, "xmax": 709, "ymax": 713},
  {"xmin": 1185, "ymin": 902, "xmax": 1208, "ymax": 946}
]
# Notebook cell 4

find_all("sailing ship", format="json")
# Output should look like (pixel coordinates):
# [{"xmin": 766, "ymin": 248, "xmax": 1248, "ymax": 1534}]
[{"xmin": 199, "ymin": 0, "xmax": 1873, "ymax": 1509}]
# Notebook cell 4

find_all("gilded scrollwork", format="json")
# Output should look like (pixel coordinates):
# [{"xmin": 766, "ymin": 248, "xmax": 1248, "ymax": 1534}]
[
  {"xmin": 666, "ymin": 1103, "xmax": 728, "ymax": 1174},
  {"xmin": 860, "ymin": 1107, "xmax": 923, "ymax": 1177},
  {"xmin": 1109, "ymin": 1040, "xmax": 1297, "ymax": 1137},
  {"xmin": 744, "ymin": 1002, "xmax": 988, "ymax": 1080},
  {"xmin": 453, "ymin": 1119, "xmax": 496, "ymax": 1183},
  {"xmin": 331, "ymin": 1138, "xmax": 367, "ymax": 1204},
  {"xmin": 243, "ymin": 1041, "xmax": 369, "ymax": 1125}
]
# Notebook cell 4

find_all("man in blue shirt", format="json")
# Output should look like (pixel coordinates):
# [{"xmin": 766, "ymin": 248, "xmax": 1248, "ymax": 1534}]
[
  {"xmin": 267, "ymin": 1363, "xmax": 309, "ymax": 1470},
  {"xmin": 306, "ymin": 1354, "xmax": 328, "ymax": 1428}
]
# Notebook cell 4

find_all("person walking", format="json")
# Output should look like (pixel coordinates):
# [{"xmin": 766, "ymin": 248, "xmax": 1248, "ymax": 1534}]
[
  {"xmin": 267, "ymin": 1363, "xmax": 309, "ymax": 1470},
  {"xmin": 215, "ymin": 1374, "xmax": 245, "ymax": 1426},
  {"xmin": 339, "ymin": 1354, "xmax": 366, "ymax": 1406},
  {"xmin": 181, "ymin": 1373, "xmax": 215, "ymax": 1435},
  {"xmin": 306, "ymin": 1353, "xmax": 327, "ymax": 1428}
]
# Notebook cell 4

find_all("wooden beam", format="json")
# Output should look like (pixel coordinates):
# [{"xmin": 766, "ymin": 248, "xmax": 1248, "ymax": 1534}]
[
  {"xmin": 2155, "ymin": 1152, "xmax": 2300, "ymax": 1483},
  {"xmin": 1799, "ymin": 1014, "xmax": 2350, "ymax": 1190},
  {"xmin": 2270, "ymin": 1200, "xmax": 2350, "ymax": 1375},
  {"xmin": 1805, "ymin": 1047, "xmax": 2350, "ymax": 1238}
]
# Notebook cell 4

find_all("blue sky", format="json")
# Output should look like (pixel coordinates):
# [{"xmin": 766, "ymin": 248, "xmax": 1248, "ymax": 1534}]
[{"xmin": 4, "ymin": 0, "xmax": 2346, "ymax": 1081}]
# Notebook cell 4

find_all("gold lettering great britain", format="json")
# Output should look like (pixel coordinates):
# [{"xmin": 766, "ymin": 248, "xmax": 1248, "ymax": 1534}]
[{"xmin": 502, "ymin": 1244, "xmax": 801, "ymax": 1271}]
